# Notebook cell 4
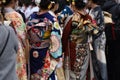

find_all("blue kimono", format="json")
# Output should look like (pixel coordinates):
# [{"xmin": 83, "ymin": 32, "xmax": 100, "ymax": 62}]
[
  {"xmin": 27, "ymin": 11, "xmax": 62, "ymax": 80},
  {"xmin": 57, "ymin": 5, "xmax": 73, "ymax": 26}
]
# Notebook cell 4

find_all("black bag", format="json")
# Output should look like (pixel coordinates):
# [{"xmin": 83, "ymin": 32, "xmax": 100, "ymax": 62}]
[{"xmin": 0, "ymin": 29, "xmax": 10, "ymax": 57}]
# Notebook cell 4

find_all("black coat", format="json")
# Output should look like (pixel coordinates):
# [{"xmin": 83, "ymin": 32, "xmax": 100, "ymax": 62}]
[{"xmin": 102, "ymin": 1, "xmax": 120, "ymax": 23}]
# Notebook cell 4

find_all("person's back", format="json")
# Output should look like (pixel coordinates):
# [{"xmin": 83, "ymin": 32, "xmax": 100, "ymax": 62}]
[
  {"xmin": 102, "ymin": 1, "xmax": 120, "ymax": 80},
  {"xmin": 0, "ymin": 24, "xmax": 18, "ymax": 80}
]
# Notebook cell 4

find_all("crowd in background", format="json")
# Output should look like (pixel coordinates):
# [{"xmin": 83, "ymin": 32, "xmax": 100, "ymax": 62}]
[{"xmin": 0, "ymin": 0, "xmax": 120, "ymax": 80}]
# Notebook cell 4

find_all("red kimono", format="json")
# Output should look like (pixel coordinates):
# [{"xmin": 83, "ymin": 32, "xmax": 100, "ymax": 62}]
[{"xmin": 62, "ymin": 12, "xmax": 97, "ymax": 80}]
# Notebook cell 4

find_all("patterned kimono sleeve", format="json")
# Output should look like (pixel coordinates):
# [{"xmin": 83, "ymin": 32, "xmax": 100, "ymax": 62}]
[
  {"xmin": 95, "ymin": 9, "xmax": 105, "ymax": 32},
  {"xmin": 85, "ymin": 14, "xmax": 99, "ymax": 35},
  {"xmin": 50, "ymin": 21, "xmax": 62, "ymax": 59},
  {"xmin": 5, "ymin": 12, "xmax": 26, "ymax": 47}
]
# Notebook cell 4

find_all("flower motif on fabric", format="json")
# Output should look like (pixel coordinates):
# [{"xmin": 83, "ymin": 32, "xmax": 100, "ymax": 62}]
[
  {"xmin": 53, "ymin": 22, "xmax": 60, "ymax": 30},
  {"xmin": 50, "ymin": 35, "xmax": 60, "ymax": 53},
  {"xmin": 50, "ymin": 31, "xmax": 62, "ymax": 58},
  {"xmin": 33, "ymin": 51, "xmax": 39, "ymax": 58},
  {"xmin": 73, "ymin": 44, "xmax": 88, "ymax": 79},
  {"xmin": 44, "ymin": 60, "xmax": 50, "ymax": 68},
  {"xmin": 31, "ymin": 73, "xmax": 41, "ymax": 80}
]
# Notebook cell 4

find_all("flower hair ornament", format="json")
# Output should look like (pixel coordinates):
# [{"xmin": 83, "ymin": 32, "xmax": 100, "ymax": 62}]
[
  {"xmin": 34, "ymin": 0, "xmax": 41, "ymax": 6},
  {"xmin": 48, "ymin": 1, "xmax": 53, "ymax": 9},
  {"xmin": 72, "ymin": 0, "xmax": 75, "ymax": 5}
]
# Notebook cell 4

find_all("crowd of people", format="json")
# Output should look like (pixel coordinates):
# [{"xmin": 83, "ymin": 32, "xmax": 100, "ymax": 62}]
[{"xmin": 0, "ymin": 0, "xmax": 120, "ymax": 80}]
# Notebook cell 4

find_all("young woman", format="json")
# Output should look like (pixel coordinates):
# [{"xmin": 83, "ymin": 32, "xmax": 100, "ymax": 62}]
[
  {"xmin": 26, "ymin": 0, "xmax": 62, "ymax": 79},
  {"xmin": 2, "ymin": 0, "xmax": 28, "ymax": 80},
  {"xmin": 87, "ymin": 0, "xmax": 108, "ymax": 80},
  {"xmin": 0, "ymin": 2, "xmax": 18, "ymax": 80},
  {"xmin": 62, "ymin": 0, "xmax": 98, "ymax": 80}
]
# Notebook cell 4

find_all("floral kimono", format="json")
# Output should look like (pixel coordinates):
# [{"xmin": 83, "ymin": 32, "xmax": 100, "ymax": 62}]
[
  {"xmin": 62, "ymin": 12, "xmax": 98, "ymax": 80},
  {"xmin": 4, "ymin": 8, "xmax": 27, "ymax": 80},
  {"xmin": 89, "ymin": 6, "xmax": 108, "ymax": 80},
  {"xmin": 26, "ymin": 11, "xmax": 62, "ymax": 80}
]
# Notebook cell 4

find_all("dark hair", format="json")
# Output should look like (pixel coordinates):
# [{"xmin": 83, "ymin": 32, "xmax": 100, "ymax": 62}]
[
  {"xmin": 24, "ymin": 2, "xmax": 30, "ymax": 7},
  {"xmin": 31, "ymin": 2, "xmax": 37, "ymax": 6},
  {"xmin": 55, "ymin": 0, "xmax": 66, "ymax": 13},
  {"xmin": 3, "ymin": 0, "xmax": 17, "ymax": 6},
  {"xmin": 18, "ymin": 0, "xmax": 23, "ymax": 7},
  {"xmin": 91, "ymin": 0, "xmax": 106, "ymax": 5},
  {"xmin": 3, "ymin": 0, "xmax": 11, "ymax": 6},
  {"xmin": 40, "ymin": 0, "xmax": 51, "ymax": 10},
  {"xmin": 50, "ymin": 0, "xmax": 58, "ymax": 4},
  {"xmin": 65, "ymin": 0, "xmax": 71, "ymax": 5},
  {"xmin": 75, "ymin": 0, "xmax": 86, "ymax": 10},
  {"xmin": 50, "ymin": 0, "xmax": 58, "ymax": 10},
  {"xmin": 0, "ymin": 0, "xmax": 12, "ymax": 20}
]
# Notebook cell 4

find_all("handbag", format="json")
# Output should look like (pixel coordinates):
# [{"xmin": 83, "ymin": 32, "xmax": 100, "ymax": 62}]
[{"xmin": 0, "ymin": 27, "xmax": 10, "ymax": 57}]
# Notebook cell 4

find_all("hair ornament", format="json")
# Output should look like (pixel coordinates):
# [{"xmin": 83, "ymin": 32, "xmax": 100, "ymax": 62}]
[
  {"xmin": 48, "ymin": 2, "xmax": 52, "ymax": 9},
  {"xmin": 35, "ymin": 0, "xmax": 41, "ymax": 6},
  {"xmin": 72, "ymin": 0, "xmax": 75, "ymax": 5}
]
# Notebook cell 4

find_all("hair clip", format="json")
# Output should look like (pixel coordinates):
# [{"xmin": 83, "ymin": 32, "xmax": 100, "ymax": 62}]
[
  {"xmin": 72, "ymin": 0, "xmax": 75, "ymax": 5},
  {"xmin": 48, "ymin": 3, "xmax": 52, "ymax": 9}
]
